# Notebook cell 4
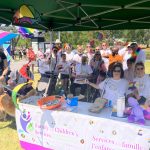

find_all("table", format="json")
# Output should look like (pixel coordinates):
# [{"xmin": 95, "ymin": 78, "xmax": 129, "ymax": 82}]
[{"xmin": 16, "ymin": 96, "xmax": 150, "ymax": 150}]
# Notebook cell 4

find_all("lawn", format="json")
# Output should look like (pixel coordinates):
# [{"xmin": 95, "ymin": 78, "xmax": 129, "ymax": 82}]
[
  {"xmin": 145, "ymin": 61, "xmax": 150, "ymax": 74},
  {"xmin": 0, "ymin": 61, "xmax": 150, "ymax": 150},
  {"xmin": 0, "ymin": 117, "xmax": 21, "ymax": 150}
]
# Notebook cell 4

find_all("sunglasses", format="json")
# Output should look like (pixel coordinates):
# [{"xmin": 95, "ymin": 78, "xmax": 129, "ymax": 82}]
[
  {"xmin": 96, "ymin": 49, "xmax": 100, "ymax": 50},
  {"xmin": 102, "ymin": 45, "xmax": 106, "ymax": 46},
  {"xmin": 113, "ymin": 69, "xmax": 121, "ymax": 72},
  {"xmin": 136, "ymin": 67, "xmax": 144, "ymax": 70}
]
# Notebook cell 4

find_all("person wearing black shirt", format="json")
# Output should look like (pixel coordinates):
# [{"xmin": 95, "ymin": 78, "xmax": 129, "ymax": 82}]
[{"xmin": 0, "ymin": 48, "xmax": 8, "ymax": 82}]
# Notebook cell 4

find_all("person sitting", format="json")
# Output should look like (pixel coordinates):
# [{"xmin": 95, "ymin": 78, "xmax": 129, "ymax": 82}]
[
  {"xmin": 132, "ymin": 62, "xmax": 150, "ymax": 104},
  {"xmin": 87, "ymin": 63, "xmax": 128, "ymax": 106},
  {"xmin": 57, "ymin": 53, "xmax": 70, "ymax": 94},
  {"xmin": 124, "ymin": 58, "xmax": 135, "ymax": 82},
  {"xmin": 70, "ymin": 55, "xmax": 93, "ymax": 99}
]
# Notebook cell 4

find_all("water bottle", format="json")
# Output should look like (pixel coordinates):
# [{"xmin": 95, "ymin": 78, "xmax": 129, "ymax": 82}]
[
  {"xmin": 59, "ymin": 90, "xmax": 66, "ymax": 99},
  {"xmin": 117, "ymin": 96, "xmax": 125, "ymax": 117}
]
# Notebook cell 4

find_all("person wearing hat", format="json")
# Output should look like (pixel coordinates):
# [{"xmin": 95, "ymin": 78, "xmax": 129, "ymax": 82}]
[
  {"xmin": 70, "ymin": 54, "xmax": 93, "ymax": 99},
  {"xmin": 55, "ymin": 39, "xmax": 62, "ymax": 50},
  {"xmin": 130, "ymin": 43, "xmax": 146, "ymax": 63},
  {"xmin": 0, "ymin": 48, "xmax": 8, "ymax": 83}
]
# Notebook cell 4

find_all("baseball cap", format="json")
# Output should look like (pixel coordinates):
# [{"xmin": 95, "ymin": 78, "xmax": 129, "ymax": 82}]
[{"xmin": 130, "ymin": 42, "xmax": 138, "ymax": 48}]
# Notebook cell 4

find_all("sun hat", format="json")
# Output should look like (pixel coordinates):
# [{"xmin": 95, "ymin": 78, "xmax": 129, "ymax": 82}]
[{"xmin": 55, "ymin": 39, "xmax": 61, "ymax": 44}]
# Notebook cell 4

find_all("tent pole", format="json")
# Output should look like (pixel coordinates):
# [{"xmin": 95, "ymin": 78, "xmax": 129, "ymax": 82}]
[
  {"xmin": 49, "ymin": 31, "xmax": 53, "ymax": 44},
  {"xmin": 58, "ymin": 31, "xmax": 60, "ymax": 40}
]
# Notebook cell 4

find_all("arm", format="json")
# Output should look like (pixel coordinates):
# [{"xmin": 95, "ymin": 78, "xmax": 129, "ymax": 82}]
[
  {"xmin": 0, "ymin": 59, "xmax": 8, "ymax": 82},
  {"xmin": 87, "ymin": 80, "xmax": 99, "ymax": 89},
  {"xmin": 2, "ymin": 59, "xmax": 8, "ymax": 76}
]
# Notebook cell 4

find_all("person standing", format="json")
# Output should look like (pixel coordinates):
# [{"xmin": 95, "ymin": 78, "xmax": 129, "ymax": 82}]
[
  {"xmin": 27, "ymin": 47, "xmax": 36, "ymax": 73},
  {"xmin": 130, "ymin": 43, "xmax": 146, "ymax": 63},
  {"xmin": 0, "ymin": 48, "xmax": 8, "ymax": 83}
]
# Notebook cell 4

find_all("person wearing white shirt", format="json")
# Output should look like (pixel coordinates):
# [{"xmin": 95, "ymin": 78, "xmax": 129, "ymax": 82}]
[
  {"xmin": 46, "ymin": 47, "xmax": 59, "ymax": 96},
  {"xmin": 70, "ymin": 55, "xmax": 93, "ymax": 98},
  {"xmin": 87, "ymin": 63, "xmax": 128, "ymax": 106},
  {"xmin": 130, "ymin": 43, "xmax": 146, "ymax": 63},
  {"xmin": 72, "ymin": 45, "xmax": 84, "ymax": 64},
  {"xmin": 86, "ymin": 43, "xmax": 94, "ymax": 64},
  {"xmin": 38, "ymin": 54, "xmax": 50, "ymax": 75},
  {"xmin": 100, "ymin": 42, "xmax": 111, "ymax": 69},
  {"xmin": 64, "ymin": 43, "xmax": 74, "ymax": 63},
  {"xmin": 57, "ymin": 53, "xmax": 70, "ymax": 93},
  {"xmin": 133, "ymin": 62, "xmax": 150, "ymax": 101}
]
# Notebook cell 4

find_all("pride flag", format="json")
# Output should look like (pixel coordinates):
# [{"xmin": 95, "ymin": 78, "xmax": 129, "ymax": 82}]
[{"xmin": 0, "ymin": 30, "xmax": 18, "ymax": 45}]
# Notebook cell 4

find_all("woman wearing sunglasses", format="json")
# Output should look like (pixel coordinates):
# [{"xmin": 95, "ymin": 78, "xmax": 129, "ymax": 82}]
[
  {"xmin": 132, "ymin": 62, "xmax": 150, "ymax": 105},
  {"xmin": 86, "ymin": 63, "xmax": 128, "ymax": 106}
]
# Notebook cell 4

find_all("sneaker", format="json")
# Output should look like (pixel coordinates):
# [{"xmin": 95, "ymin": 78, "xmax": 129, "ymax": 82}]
[{"xmin": 78, "ymin": 94, "xmax": 85, "ymax": 100}]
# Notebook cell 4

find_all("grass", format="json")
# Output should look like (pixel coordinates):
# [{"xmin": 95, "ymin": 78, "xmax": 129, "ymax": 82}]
[
  {"xmin": 145, "ymin": 61, "xmax": 150, "ymax": 74},
  {"xmin": 0, "ymin": 60, "xmax": 150, "ymax": 150},
  {"xmin": 0, "ymin": 117, "xmax": 21, "ymax": 150}
]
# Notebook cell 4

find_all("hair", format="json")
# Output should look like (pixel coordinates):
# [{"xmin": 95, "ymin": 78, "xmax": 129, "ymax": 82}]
[
  {"xmin": 135, "ymin": 61, "xmax": 144, "ymax": 69},
  {"xmin": 61, "ymin": 53, "xmax": 66, "ymax": 58},
  {"xmin": 127, "ymin": 58, "xmax": 134, "ymax": 64},
  {"xmin": 111, "ymin": 62, "xmax": 124, "ymax": 78},
  {"xmin": 94, "ymin": 52, "xmax": 102, "ymax": 61}
]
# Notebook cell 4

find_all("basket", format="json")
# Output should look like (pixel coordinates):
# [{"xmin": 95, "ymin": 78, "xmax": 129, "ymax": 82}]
[{"xmin": 37, "ymin": 95, "xmax": 65, "ymax": 110}]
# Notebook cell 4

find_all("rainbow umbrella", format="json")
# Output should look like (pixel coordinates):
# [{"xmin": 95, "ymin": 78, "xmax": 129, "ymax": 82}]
[{"xmin": 0, "ymin": 31, "xmax": 18, "ymax": 45}]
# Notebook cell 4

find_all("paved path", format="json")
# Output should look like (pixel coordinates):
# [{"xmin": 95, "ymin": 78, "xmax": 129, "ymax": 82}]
[{"xmin": 10, "ymin": 59, "xmax": 28, "ymax": 71}]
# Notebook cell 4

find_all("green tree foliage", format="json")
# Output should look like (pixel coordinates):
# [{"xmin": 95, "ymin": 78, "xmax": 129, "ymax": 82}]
[{"xmin": 44, "ymin": 29, "xmax": 150, "ymax": 48}]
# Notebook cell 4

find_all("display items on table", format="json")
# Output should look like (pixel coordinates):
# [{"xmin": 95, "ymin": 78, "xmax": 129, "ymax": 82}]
[
  {"xmin": 116, "ymin": 96, "xmax": 125, "ymax": 117},
  {"xmin": 37, "ymin": 95, "xmax": 65, "ymax": 110},
  {"xmin": 143, "ymin": 100, "xmax": 150, "ymax": 120},
  {"xmin": 88, "ymin": 97, "xmax": 108, "ymax": 113},
  {"xmin": 128, "ymin": 97, "xmax": 146, "ymax": 125},
  {"xmin": 66, "ymin": 97, "xmax": 78, "ymax": 106}
]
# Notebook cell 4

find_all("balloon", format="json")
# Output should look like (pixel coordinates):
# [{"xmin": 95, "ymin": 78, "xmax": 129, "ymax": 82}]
[{"xmin": 97, "ymin": 32, "xmax": 103, "ymax": 40}]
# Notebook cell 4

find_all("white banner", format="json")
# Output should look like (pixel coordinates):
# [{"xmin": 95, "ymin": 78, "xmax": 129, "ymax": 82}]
[{"xmin": 16, "ymin": 103, "xmax": 150, "ymax": 150}]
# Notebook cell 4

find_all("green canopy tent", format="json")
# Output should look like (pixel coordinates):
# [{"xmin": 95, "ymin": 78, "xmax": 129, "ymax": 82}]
[{"xmin": 0, "ymin": 0, "xmax": 150, "ymax": 31}]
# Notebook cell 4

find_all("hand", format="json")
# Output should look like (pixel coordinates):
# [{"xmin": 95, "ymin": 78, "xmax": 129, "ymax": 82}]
[
  {"xmin": 133, "ymin": 89, "xmax": 140, "ymax": 100},
  {"xmin": 0, "ymin": 75, "xmax": 5, "ymax": 82},
  {"xmin": 85, "ymin": 79, "xmax": 89, "ymax": 84}
]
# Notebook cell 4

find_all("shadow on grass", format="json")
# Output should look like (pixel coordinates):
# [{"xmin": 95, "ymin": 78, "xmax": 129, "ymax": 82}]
[{"xmin": 0, "ymin": 116, "xmax": 17, "ymax": 130}]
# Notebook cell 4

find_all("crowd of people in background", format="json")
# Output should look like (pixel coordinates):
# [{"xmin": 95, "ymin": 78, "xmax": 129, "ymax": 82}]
[
  {"xmin": 35, "ymin": 39, "xmax": 148, "ymax": 102},
  {"xmin": 0, "ymin": 38, "xmax": 150, "ymax": 108}
]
